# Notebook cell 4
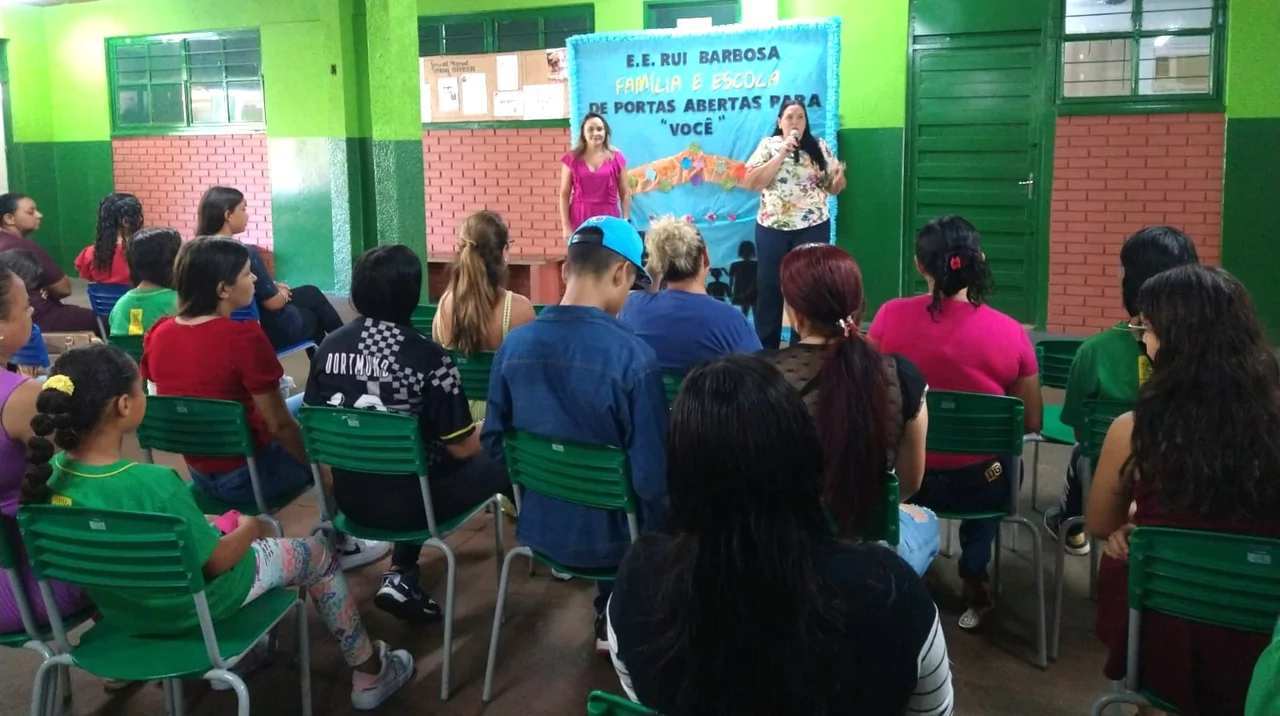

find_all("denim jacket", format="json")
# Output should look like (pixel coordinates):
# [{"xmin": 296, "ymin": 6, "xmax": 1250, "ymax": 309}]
[{"xmin": 482, "ymin": 305, "xmax": 669, "ymax": 568}]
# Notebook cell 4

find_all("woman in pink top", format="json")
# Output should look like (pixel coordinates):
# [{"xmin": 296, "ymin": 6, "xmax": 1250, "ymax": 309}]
[
  {"xmin": 870, "ymin": 215, "xmax": 1042, "ymax": 630},
  {"xmin": 558, "ymin": 113, "xmax": 630, "ymax": 240}
]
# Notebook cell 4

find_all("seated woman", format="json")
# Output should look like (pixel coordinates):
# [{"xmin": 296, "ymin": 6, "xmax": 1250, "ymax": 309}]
[
  {"xmin": 0, "ymin": 193, "xmax": 98, "ymax": 336},
  {"xmin": 0, "ymin": 265, "xmax": 91, "ymax": 634},
  {"xmin": 1086, "ymin": 264, "xmax": 1280, "ymax": 716},
  {"xmin": 74, "ymin": 193, "xmax": 142, "ymax": 285},
  {"xmin": 607, "ymin": 354, "xmax": 953, "ymax": 716},
  {"xmin": 306, "ymin": 245, "xmax": 512, "ymax": 622},
  {"xmin": 619, "ymin": 217, "xmax": 761, "ymax": 372},
  {"xmin": 108, "ymin": 228, "xmax": 181, "ymax": 337},
  {"xmin": 430, "ymin": 211, "xmax": 535, "ymax": 420},
  {"xmin": 141, "ymin": 237, "xmax": 385, "ymax": 569},
  {"xmin": 870, "ymin": 215, "xmax": 1042, "ymax": 630},
  {"xmin": 765, "ymin": 243, "xmax": 938, "ymax": 575},
  {"xmin": 197, "ymin": 186, "xmax": 342, "ymax": 354},
  {"xmin": 21, "ymin": 345, "xmax": 415, "ymax": 709}
]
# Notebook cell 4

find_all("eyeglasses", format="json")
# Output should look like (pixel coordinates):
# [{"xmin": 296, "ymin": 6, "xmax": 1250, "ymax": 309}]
[{"xmin": 1116, "ymin": 320, "xmax": 1147, "ymax": 342}]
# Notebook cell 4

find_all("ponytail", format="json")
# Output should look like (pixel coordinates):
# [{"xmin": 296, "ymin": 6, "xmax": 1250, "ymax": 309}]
[
  {"xmin": 916, "ymin": 215, "xmax": 993, "ymax": 320},
  {"xmin": 21, "ymin": 386, "xmax": 78, "ymax": 505},
  {"xmin": 815, "ymin": 333, "xmax": 892, "ymax": 534},
  {"xmin": 446, "ymin": 211, "xmax": 509, "ymax": 355}
]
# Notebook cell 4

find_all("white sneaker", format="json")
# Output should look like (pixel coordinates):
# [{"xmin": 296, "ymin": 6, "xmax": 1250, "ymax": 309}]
[
  {"xmin": 337, "ymin": 538, "xmax": 390, "ymax": 571},
  {"xmin": 211, "ymin": 634, "xmax": 273, "ymax": 691},
  {"xmin": 350, "ymin": 640, "xmax": 415, "ymax": 711}
]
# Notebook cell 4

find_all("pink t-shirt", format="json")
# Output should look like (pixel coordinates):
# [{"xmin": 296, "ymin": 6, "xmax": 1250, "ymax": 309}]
[
  {"xmin": 561, "ymin": 150, "xmax": 627, "ymax": 231},
  {"xmin": 869, "ymin": 294, "xmax": 1037, "ymax": 469}
]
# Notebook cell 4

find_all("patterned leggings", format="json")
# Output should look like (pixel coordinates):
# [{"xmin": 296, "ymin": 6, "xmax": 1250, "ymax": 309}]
[{"xmin": 242, "ymin": 536, "xmax": 373, "ymax": 667}]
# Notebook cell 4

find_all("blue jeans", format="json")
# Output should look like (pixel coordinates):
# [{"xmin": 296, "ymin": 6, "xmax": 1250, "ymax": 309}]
[
  {"xmin": 895, "ymin": 504, "xmax": 941, "ymax": 576},
  {"xmin": 908, "ymin": 456, "xmax": 1017, "ymax": 583},
  {"xmin": 188, "ymin": 394, "xmax": 309, "ymax": 505}
]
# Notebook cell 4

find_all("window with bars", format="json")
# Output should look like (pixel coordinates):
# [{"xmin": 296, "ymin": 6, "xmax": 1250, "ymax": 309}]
[
  {"xmin": 418, "ymin": 6, "xmax": 593, "ymax": 57},
  {"xmin": 644, "ymin": 0, "xmax": 740, "ymax": 30},
  {"xmin": 1060, "ymin": 0, "xmax": 1223, "ymax": 107},
  {"xmin": 108, "ymin": 30, "xmax": 265, "ymax": 133}
]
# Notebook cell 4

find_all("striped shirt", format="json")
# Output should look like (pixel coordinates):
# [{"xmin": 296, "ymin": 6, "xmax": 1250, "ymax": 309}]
[{"xmin": 607, "ymin": 534, "xmax": 955, "ymax": 715}]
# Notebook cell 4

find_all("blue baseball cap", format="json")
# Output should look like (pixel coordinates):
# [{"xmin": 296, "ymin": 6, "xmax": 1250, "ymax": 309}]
[{"xmin": 569, "ymin": 215, "xmax": 652, "ymax": 289}]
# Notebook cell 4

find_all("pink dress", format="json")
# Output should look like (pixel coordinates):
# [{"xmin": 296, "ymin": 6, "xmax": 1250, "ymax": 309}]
[
  {"xmin": 562, "ymin": 150, "xmax": 627, "ymax": 231},
  {"xmin": 0, "ymin": 370, "xmax": 91, "ymax": 633}
]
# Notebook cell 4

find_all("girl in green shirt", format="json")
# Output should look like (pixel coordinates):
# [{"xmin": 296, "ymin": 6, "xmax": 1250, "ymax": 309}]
[
  {"xmin": 108, "ymin": 227, "xmax": 181, "ymax": 338},
  {"xmin": 20, "ymin": 344, "xmax": 416, "ymax": 710}
]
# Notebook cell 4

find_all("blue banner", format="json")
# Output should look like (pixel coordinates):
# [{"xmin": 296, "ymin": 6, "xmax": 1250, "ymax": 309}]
[{"xmin": 567, "ymin": 19, "xmax": 840, "ymax": 291}]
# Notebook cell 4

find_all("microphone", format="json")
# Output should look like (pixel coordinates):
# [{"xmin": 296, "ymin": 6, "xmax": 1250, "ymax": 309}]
[{"xmin": 789, "ymin": 129, "xmax": 800, "ymax": 164}]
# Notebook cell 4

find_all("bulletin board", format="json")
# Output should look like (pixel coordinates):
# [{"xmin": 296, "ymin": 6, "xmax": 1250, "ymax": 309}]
[{"xmin": 420, "ymin": 48, "xmax": 570, "ymax": 123}]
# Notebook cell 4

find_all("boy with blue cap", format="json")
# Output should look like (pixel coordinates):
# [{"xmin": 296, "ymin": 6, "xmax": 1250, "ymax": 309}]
[{"xmin": 482, "ymin": 215, "xmax": 668, "ymax": 655}]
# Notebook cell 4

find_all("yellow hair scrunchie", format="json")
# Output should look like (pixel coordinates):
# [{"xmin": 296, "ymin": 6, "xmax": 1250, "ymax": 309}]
[{"xmin": 43, "ymin": 375, "xmax": 75, "ymax": 397}]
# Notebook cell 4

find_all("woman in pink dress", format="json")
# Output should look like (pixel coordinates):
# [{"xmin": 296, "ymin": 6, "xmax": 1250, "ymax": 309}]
[{"xmin": 558, "ymin": 113, "xmax": 630, "ymax": 240}]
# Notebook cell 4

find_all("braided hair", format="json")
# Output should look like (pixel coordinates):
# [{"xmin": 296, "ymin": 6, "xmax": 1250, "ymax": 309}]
[
  {"xmin": 93, "ymin": 193, "xmax": 144, "ymax": 272},
  {"xmin": 915, "ymin": 215, "xmax": 993, "ymax": 320},
  {"xmin": 22, "ymin": 345, "xmax": 138, "ymax": 505}
]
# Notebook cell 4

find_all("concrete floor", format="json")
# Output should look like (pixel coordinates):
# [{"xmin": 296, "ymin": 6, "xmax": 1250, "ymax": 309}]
[{"xmin": 0, "ymin": 287, "xmax": 1113, "ymax": 715}]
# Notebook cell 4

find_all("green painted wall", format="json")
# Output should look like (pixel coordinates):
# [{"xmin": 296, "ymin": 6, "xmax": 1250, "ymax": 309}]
[
  {"xmin": 1221, "ymin": 0, "xmax": 1280, "ymax": 339},
  {"xmin": 417, "ymin": 0, "xmax": 640, "ymax": 32}
]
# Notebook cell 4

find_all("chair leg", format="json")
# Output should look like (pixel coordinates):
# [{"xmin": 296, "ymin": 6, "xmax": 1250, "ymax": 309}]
[
  {"xmin": 1051, "ymin": 515, "xmax": 1084, "ymax": 662},
  {"xmin": 172, "ymin": 680, "xmax": 187, "ymax": 716},
  {"xmin": 483, "ymin": 546, "xmax": 531, "ymax": 703},
  {"xmin": 1091, "ymin": 692, "xmax": 1146, "ymax": 716},
  {"xmin": 28, "ymin": 657, "xmax": 61, "ymax": 716},
  {"xmin": 297, "ymin": 598, "xmax": 312, "ymax": 716},
  {"xmin": 1007, "ymin": 516, "xmax": 1048, "ymax": 669},
  {"xmin": 941, "ymin": 520, "xmax": 954, "ymax": 558},
  {"xmin": 206, "ymin": 671, "xmax": 249, "ymax": 716},
  {"xmin": 1030, "ymin": 440, "xmax": 1042, "ymax": 512},
  {"xmin": 264, "ymin": 515, "xmax": 284, "ymax": 539},
  {"xmin": 425, "ymin": 539, "xmax": 457, "ymax": 701},
  {"xmin": 492, "ymin": 494, "xmax": 505, "ymax": 587}
]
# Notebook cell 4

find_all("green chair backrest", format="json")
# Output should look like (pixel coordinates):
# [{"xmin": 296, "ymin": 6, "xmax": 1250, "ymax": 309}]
[
  {"xmin": 111, "ymin": 334, "xmax": 144, "ymax": 362},
  {"xmin": 298, "ymin": 406, "xmax": 428, "ymax": 477},
  {"xmin": 411, "ymin": 304, "xmax": 436, "ymax": 339},
  {"xmin": 503, "ymin": 430, "xmax": 636, "ymax": 515},
  {"xmin": 533, "ymin": 304, "xmax": 549, "ymax": 316},
  {"xmin": 449, "ymin": 350, "xmax": 496, "ymax": 403},
  {"xmin": 858, "ymin": 472, "xmax": 901, "ymax": 547},
  {"xmin": 1035, "ymin": 339, "xmax": 1083, "ymax": 390},
  {"xmin": 1128, "ymin": 527, "xmax": 1280, "ymax": 636},
  {"xmin": 0, "ymin": 515, "xmax": 17, "ymax": 571},
  {"xmin": 136, "ymin": 396, "xmax": 254, "ymax": 458},
  {"xmin": 661, "ymin": 372, "xmax": 683, "ymax": 405},
  {"xmin": 1081, "ymin": 399, "xmax": 1130, "ymax": 464},
  {"xmin": 924, "ymin": 390, "xmax": 1025, "ymax": 456},
  {"xmin": 587, "ymin": 690, "xmax": 659, "ymax": 716}
]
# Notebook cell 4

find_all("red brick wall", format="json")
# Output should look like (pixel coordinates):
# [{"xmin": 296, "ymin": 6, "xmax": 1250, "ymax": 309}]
[
  {"xmin": 112, "ymin": 135, "xmax": 274, "ymax": 249},
  {"xmin": 1048, "ymin": 113, "xmax": 1223, "ymax": 334},
  {"xmin": 423, "ymin": 127, "xmax": 569, "ymax": 261}
]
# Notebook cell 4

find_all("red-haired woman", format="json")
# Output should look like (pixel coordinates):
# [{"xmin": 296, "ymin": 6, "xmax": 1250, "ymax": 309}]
[{"xmin": 763, "ymin": 243, "xmax": 938, "ymax": 575}]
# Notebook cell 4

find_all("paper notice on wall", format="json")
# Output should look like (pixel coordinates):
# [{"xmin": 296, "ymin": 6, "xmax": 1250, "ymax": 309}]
[
  {"xmin": 461, "ymin": 73, "xmax": 488, "ymax": 115},
  {"xmin": 496, "ymin": 54, "xmax": 520, "ymax": 91},
  {"xmin": 523, "ymin": 83, "xmax": 565, "ymax": 120},
  {"xmin": 438, "ymin": 78, "xmax": 459, "ymax": 113},
  {"xmin": 421, "ymin": 83, "xmax": 432, "ymax": 123},
  {"xmin": 676, "ymin": 17, "xmax": 714, "ymax": 29},
  {"xmin": 493, "ymin": 91, "xmax": 524, "ymax": 118}
]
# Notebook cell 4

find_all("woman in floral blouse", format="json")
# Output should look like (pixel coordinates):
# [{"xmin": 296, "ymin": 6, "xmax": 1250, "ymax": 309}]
[{"xmin": 741, "ymin": 100, "xmax": 846, "ymax": 348}]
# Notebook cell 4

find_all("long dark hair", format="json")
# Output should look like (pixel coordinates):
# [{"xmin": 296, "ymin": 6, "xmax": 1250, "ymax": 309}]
[
  {"xmin": 92, "ymin": 193, "xmax": 144, "ymax": 271},
  {"xmin": 781, "ymin": 244, "xmax": 891, "ymax": 533},
  {"xmin": 571, "ymin": 112, "xmax": 614, "ymax": 158},
  {"xmin": 445, "ymin": 211, "xmax": 509, "ymax": 355},
  {"xmin": 770, "ymin": 99, "xmax": 827, "ymax": 172},
  {"xmin": 22, "ymin": 345, "xmax": 138, "ymax": 505},
  {"xmin": 651, "ymin": 354, "xmax": 842, "ymax": 716},
  {"xmin": 916, "ymin": 215, "xmax": 993, "ymax": 319},
  {"xmin": 1125, "ymin": 265, "xmax": 1280, "ymax": 518},
  {"xmin": 173, "ymin": 236, "xmax": 250, "ymax": 318},
  {"xmin": 196, "ymin": 186, "xmax": 244, "ymax": 236}
]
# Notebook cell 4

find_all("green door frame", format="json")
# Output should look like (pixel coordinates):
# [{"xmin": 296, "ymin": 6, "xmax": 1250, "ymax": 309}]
[
  {"xmin": 643, "ymin": 0, "xmax": 742, "ymax": 30},
  {"xmin": 901, "ymin": 10, "xmax": 1058, "ymax": 329}
]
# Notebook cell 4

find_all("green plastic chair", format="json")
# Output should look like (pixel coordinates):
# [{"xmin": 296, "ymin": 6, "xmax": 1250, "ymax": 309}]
[
  {"xmin": 110, "ymin": 334, "xmax": 145, "ymax": 363},
  {"xmin": 533, "ymin": 304, "xmax": 549, "ymax": 315},
  {"xmin": 411, "ymin": 303, "xmax": 437, "ymax": 340},
  {"xmin": 18, "ymin": 505, "xmax": 310, "ymax": 716},
  {"xmin": 923, "ymin": 389, "xmax": 1046, "ymax": 669},
  {"xmin": 136, "ymin": 396, "xmax": 308, "ymax": 538},
  {"xmin": 449, "ymin": 350, "xmax": 496, "ymax": 404},
  {"xmin": 588, "ymin": 690, "xmax": 659, "ymax": 715},
  {"xmin": 298, "ymin": 406, "xmax": 503, "ymax": 701},
  {"xmin": 661, "ymin": 372, "xmax": 683, "ymax": 406},
  {"xmin": 1026, "ymin": 339, "xmax": 1084, "ymax": 512},
  {"xmin": 1050, "ymin": 398, "xmax": 1131, "ymax": 661},
  {"xmin": 1091, "ymin": 528, "xmax": 1280, "ymax": 715},
  {"xmin": 0, "ymin": 516, "xmax": 69, "ymax": 716},
  {"xmin": 482, "ymin": 430, "xmax": 639, "ymax": 703}
]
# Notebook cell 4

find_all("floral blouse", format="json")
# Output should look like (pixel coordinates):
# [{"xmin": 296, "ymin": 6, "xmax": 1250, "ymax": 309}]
[{"xmin": 746, "ymin": 136, "xmax": 838, "ymax": 231}]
